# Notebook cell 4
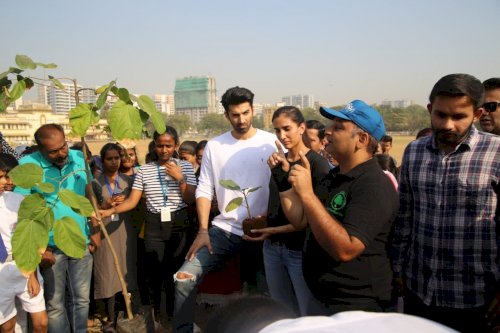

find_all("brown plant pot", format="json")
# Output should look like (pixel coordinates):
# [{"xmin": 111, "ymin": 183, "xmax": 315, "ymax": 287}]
[{"xmin": 242, "ymin": 216, "xmax": 267, "ymax": 238}]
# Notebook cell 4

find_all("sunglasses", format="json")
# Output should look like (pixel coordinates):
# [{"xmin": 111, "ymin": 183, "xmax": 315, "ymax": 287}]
[{"xmin": 482, "ymin": 101, "xmax": 499, "ymax": 113}]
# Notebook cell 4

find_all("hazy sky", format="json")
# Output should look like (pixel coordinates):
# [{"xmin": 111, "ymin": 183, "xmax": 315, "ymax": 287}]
[{"xmin": 2, "ymin": 0, "xmax": 499, "ymax": 106}]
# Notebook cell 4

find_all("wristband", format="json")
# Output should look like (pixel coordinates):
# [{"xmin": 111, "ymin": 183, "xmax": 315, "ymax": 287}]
[
  {"xmin": 198, "ymin": 230, "xmax": 208, "ymax": 235},
  {"xmin": 272, "ymin": 167, "xmax": 292, "ymax": 192}
]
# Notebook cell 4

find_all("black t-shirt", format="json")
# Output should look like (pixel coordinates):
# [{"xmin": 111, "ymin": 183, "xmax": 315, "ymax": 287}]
[
  {"xmin": 303, "ymin": 158, "xmax": 399, "ymax": 305},
  {"xmin": 267, "ymin": 150, "xmax": 330, "ymax": 250}
]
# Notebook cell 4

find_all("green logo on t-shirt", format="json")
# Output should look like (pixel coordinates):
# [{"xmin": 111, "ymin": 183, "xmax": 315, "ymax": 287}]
[{"xmin": 328, "ymin": 191, "xmax": 347, "ymax": 217}]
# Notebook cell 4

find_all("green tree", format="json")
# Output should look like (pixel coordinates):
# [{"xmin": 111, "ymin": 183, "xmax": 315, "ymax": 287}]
[
  {"xmin": 301, "ymin": 107, "xmax": 323, "ymax": 122},
  {"xmin": 197, "ymin": 113, "xmax": 231, "ymax": 135}
]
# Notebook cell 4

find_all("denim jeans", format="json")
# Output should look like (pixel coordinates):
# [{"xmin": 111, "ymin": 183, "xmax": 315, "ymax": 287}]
[
  {"xmin": 173, "ymin": 226, "xmax": 243, "ymax": 333},
  {"xmin": 41, "ymin": 248, "xmax": 93, "ymax": 333},
  {"xmin": 263, "ymin": 239, "xmax": 322, "ymax": 316}
]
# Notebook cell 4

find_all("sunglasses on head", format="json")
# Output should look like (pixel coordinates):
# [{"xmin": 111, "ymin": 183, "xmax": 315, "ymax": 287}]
[{"xmin": 482, "ymin": 101, "xmax": 499, "ymax": 113}]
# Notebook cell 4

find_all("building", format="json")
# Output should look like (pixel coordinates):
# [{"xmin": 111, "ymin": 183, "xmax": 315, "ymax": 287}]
[
  {"xmin": 281, "ymin": 94, "xmax": 315, "ymax": 109},
  {"xmin": 262, "ymin": 104, "xmax": 279, "ymax": 130},
  {"xmin": 39, "ymin": 82, "xmax": 98, "ymax": 114},
  {"xmin": 174, "ymin": 76, "xmax": 217, "ymax": 123},
  {"xmin": 380, "ymin": 98, "xmax": 413, "ymax": 108},
  {"xmin": 153, "ymin": 94, "xmax": 175, "ymax": 115},
  {"xmin": 1, "ymin": 103, "xmax": 109, "ymax": 145}
]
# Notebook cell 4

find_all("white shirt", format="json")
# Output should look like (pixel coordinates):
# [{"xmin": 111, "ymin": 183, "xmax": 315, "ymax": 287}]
[
  {"xmin": 0, "ymin": 191, "xmax": 25, "ymax": 255},
  {"xmin": 196, "ymin": 129, "xmax": 277, "ymax": 236}
]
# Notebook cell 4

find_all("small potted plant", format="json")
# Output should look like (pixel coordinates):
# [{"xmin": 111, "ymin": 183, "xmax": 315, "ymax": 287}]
[{"xmin": 219, "ymin": 179, "xmax": 267, "ymax": 237}]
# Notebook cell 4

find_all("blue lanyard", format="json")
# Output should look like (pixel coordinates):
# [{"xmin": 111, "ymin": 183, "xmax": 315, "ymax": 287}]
[
  {"xmin": 104, "ymin": 174, "xmax": 121, "ymax": 196},
  {"xmin": 157, "ymin": 165, "xmax": 169, "ymax": 207}
]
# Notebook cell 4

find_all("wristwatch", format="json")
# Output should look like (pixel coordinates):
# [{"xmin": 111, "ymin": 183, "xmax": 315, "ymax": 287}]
[{"xmin": 178, "ymin": 175, "xmax": 186, "ymax": 185}]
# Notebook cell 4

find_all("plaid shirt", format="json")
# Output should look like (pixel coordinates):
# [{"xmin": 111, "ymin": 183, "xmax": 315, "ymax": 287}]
[{"xmin": 392, "ymin": 127, "xmax": 500, "ymax": 308}]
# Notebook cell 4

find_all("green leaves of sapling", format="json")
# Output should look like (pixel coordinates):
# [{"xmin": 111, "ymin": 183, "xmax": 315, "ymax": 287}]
[
  {"xmin": 69, "ymin": 103, "xmax": 99, "ymax": 137},
  {"xmin": 219, "ymin": 179, "xmax": 241, "ymax": 190},
  {"xmin": 137, "ymin": 95, "xmax": 166, "ymax": 135},
  {"xmin": 9, "ymin": 163, "xmax": 43, "ymax": 188},
  {"xmin": 15, "ymin": 55, "xmax": 36, "ymax": 70},
  {"xmin": 58, "ymin": 189, "xmax": 94, "ymax": 217},
  {"xmin": 108, "ymin": 100, "xmax": 143, "ymax": 140},
  {"xmin": 53, "ymin": 217, "xmax": 86, "ymax": 258},
  {"xmin": 12, "ymin": 219, "xmax": 48, "ymax": 275},
  {"xmin": 225, "ymin": 197, "xmax": 243, "ymax": 212}
]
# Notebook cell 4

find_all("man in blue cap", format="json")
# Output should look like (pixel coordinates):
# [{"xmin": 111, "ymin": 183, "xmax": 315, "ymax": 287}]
[{"xmin": 274, "ymin": 100, "xmax": 399, "ymax": 314}]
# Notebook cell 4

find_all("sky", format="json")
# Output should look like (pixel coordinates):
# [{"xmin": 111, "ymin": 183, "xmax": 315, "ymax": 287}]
[{"xmin": 2, "ymin": 0, "xmax": 499, "ymax": 106}]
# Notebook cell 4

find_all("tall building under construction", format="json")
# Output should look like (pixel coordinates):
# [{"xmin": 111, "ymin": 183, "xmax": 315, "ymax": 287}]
[{"xmin": 174, "ymin": 76, "xmax": 217, "ymax": 123}]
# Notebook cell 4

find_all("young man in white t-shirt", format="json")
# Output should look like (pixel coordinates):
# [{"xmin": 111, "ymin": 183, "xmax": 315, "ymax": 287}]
[
  {"xmin": 173, "ymin": 87, "xmax": 277, "ymax": 332},
  {"xmin": 0, "ymin": 153, "xmax": 48, "ymax": 333}
]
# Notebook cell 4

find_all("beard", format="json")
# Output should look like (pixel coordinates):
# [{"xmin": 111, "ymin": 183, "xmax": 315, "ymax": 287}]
[{"xmin": 432, "ymin": 123, "xmax": 473, "ymax": 146}]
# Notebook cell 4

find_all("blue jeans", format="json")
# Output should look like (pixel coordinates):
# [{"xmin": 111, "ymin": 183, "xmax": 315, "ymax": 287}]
[
  {"xmin": 263, "ymin": 239, "xmax": 322, "ymax": 316},
  {"xmin": 173, "ymin": 226, "xmax": 243, "ymax": 333},
  {"xmin": 41, "ymin": 248, "xmax": 93, "ymax": 333}
]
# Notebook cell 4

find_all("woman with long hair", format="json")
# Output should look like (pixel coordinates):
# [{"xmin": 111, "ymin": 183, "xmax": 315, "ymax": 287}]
[
  {"xmin": 100, "ymin": 126, "xmax": 196, "ymax": 322},
  {"xmin": 91, "ymin": 143, "xmax": 138, "ymax": 330},
  {"xmin": 246, "ymin": 106, "xmax": 330, "ymax": 316}
]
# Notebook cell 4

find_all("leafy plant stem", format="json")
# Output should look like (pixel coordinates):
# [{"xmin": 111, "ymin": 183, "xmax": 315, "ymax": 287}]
[{"xmin": 243, "ymin": 192, "xmax": 253, "ymax": 219}]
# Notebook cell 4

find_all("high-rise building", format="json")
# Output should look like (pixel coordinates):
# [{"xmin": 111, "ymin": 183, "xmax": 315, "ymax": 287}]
[
  {"xmin": 174, "ymin": 76, "xmax": 217, "ymax": 123},
  {"xmin": 281, "ymin": 94, "xmax": 315, "ymax": 109},
  {"xmin": 154, "ymin": 94, "xmax": 175, "ymax": 115}
]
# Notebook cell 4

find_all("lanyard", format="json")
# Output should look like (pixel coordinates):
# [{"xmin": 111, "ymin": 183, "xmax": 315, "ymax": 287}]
[
  {"xmin": 157, "ymin": 165, "xmax": 169, "ymax": 207},
  {"xmin": 104, "ymin": 174, "xmax": 120, "ymax": 197}
]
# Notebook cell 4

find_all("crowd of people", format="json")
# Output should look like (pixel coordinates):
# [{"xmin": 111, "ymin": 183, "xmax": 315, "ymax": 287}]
[{"xmin": 0, "ymin": 74, "xmax": 499, "ymax": 333}]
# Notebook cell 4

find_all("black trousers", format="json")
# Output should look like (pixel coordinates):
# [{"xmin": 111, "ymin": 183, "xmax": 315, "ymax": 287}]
[
  {"xmin": 404, "ymin": 290, "xmax": 490, "ymax": 333},
  {"xmin": 144, "ymin": 209, "xmax": 192, "ymax": 316}
]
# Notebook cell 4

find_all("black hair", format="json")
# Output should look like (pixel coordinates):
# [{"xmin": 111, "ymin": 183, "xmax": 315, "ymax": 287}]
[
  {"xmin": 99, "ymin": 143, "xmax": 122, "ymax": 163},
  {"xmin": 34, "ymin": 124, "xmax": 65, "ymax": 146},
  {"xmin": 305, "ymin": 120, "xmax": 326, "ymax": 140},
  {"xmin": 70, "ymin": 141, "xmax": 92, "ymax": 158},
  {"xmin": 416, "ymin": 127, "xmax": 433, "ymax": 139},
  {"xmin": 429, "ymin": 74, "xmax": 484, "ymax": 109},
  {"xmin": 179, "ymin": 140, "xmax": 197, "ymax": 155},
  {"xmin": 221, "ymin": 86, "xmax": 254, "ymax": 112},
  {"xmin": 380, "ymin": 135, "xmax": 392, "ymax": 143},
  {"xmin": 145, "ymin": 140, "xmax": 157, "ymax": 163},
  {"xmin": 196, "ymin": 140, "xmax": 207, "ymax": 153},
  {"xmin": 0, "ymin": 153, "xmax": 18, "ymax": 173},
  {"xmin": 272, "ymin": 106, "xmax": 305, "ymax": 125},
  {"xmin": 153, "ymin": 125, "xmax": 179, "ymax": 145},
  {"xmin": 483, "ymin": 78, "xmax": 500, "ymax": 91},
  {"xmin": 375, "ymin": 154, "xmax": 398, "ymax": 181}
]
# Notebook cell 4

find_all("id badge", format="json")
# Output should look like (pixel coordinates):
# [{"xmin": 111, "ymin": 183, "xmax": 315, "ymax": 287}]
[
  {"xmin": 110, "ymin": 214, "xmax": 119, "ymax": 222},
  {"xmin": 160, "ymin": 206, "xmax": 171, "ymax": 222}
]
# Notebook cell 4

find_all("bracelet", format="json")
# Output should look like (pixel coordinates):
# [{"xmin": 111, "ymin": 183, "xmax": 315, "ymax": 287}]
[
  {"xmin": 178, "ymin": 176, "xmax": 186, "ymax": 185},
  {"xmin": 198, "ymin": 230, "xmax": 208, "ymax": 235}
]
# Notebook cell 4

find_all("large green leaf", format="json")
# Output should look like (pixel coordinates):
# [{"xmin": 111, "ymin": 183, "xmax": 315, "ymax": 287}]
[
  {"xmin": 8, "ymin": 80, "xmax": 26, "ymax": 100},
  {"xmin": 0, "ymin": 67, "xmax": 23, "ymax": 80},
  {"xmin": 225, "ymin": 197, "xmax": 243, "ymax": 212},
  {"xmin": 37, "ymin": 182, "xmax": 55, "ymax": 193},
  {"xmin": 219, "ymin": 179, "xmax": 241, "ymax": 190},
  {"xmin": 15, "ymin": 55, "xmax": 36, "ymax": 70},
  {"xmin": 58, "ymin": 189, "xmax": 94, "ymax": 217},
  {"xmin": 12, "ymin": 219, "xmax": 48, "ymax": 275},
  {"xmin": 69, "ymin": 103, "xmax": 99, "ymax": 136},
  {"xmin": 137, "ymin": 95, "xmax": 166, "ymax": 134},
  {"xmin": 36, "ymin": 62, "xmax": 57, "ymax": 69},
  {"xmin": 247, "ymin": 186, "xmax": 262, "ymax": 193},
  {"xmin": 18, "ymin": 193, "xmax": 46, "ymax": 221},
  {"xmin": 9, "ymin": 163, "xmax": 43, "ymax": 188},
  {"xmin": 53, "ymin": 217, "xmax": 86, "ymax": 258},
  {"xmin": 117, "ymin": 88, "xmax": 131, "ymax": 104},
  {"xmin": 18, "ymin": 194, "xmax": 54, "ymax": 231},
  {"xmin": 0, "ymin": 92, "xmax": 10, "ymax": 113},
  {"xmin": 108, "ymin": 100, "xmax": 143, "ymax": 140}
]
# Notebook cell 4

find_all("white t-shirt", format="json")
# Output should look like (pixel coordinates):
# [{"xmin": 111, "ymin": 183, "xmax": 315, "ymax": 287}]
[
  {"xmin": 0, "ymin": 191, "xmax": 24, "ymax": 255},
  {"xmin": 196, "ymin": 129, "xmax": 277, "ymax": 236},
  {"xmin": 260, "ymin": 311, "xmax": 458, "ymax": 333}
]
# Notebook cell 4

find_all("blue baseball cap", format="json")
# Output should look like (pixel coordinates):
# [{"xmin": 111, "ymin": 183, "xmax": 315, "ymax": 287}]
[{"xmin": 319, "ymin": 100, "xmax": 386, "ymax": 141}]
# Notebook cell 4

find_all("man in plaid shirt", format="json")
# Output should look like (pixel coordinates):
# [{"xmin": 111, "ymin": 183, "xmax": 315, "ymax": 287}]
[{"xmin": 392, "ymin": 73, "xmax": 500, "ymax": 332}]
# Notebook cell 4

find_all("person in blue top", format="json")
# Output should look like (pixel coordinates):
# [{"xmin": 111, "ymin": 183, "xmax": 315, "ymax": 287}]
[{"xmin": 15, "ymin": 124, "xmax": 100, "ymax": 333}]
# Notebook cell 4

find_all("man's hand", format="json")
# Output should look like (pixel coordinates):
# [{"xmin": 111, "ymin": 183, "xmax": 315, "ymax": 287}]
[
  {"xmin": 185, "ymin": 232, "xmax": 213, "ymax": 261},
  {"xmin": 288, "ymin": 151, "xmax": 313, "ymax": 199},
  {"xmin": 268, "ymin": 140, "xmax": 290, "ymax": 172},
  {"xmin": 40, "ymin": 248, "xmax": 56, "ymax": 269},
  {"xmin": 242, "ymin": 227, "xmax": 275, "ymax": 242},
  {"xmin": 28, "ymin": 272, "xmax": 41, "ymax": 297}
]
